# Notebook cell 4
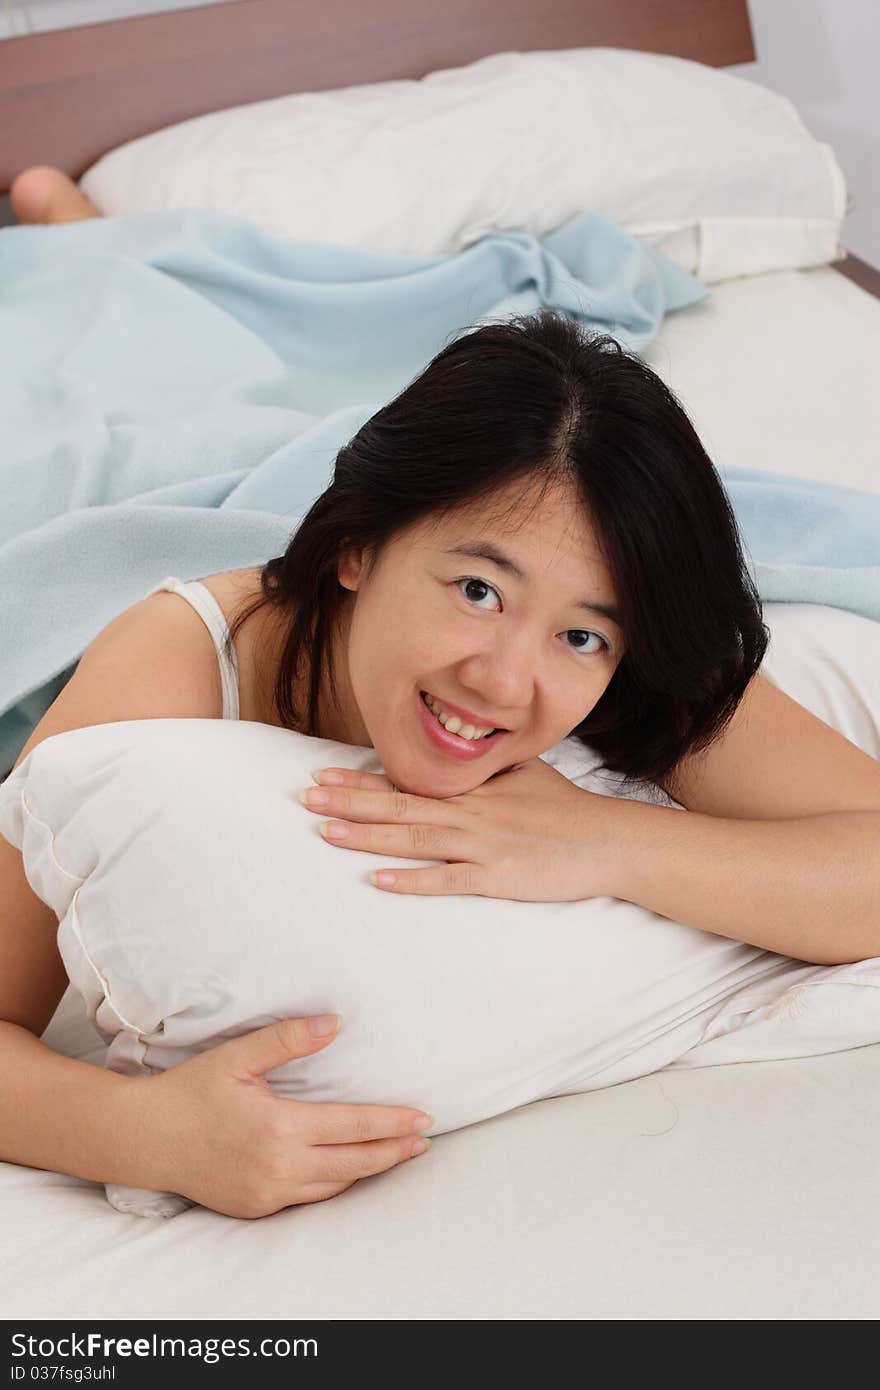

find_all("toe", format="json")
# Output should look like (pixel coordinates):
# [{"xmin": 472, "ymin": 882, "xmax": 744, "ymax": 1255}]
[{"xmin": 10, "ymin": 166, "xmax": 74, "ymax": 223}]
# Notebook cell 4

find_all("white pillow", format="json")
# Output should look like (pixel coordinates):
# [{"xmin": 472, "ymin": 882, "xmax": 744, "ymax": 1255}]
[
  {"xmin": 2, "ymin": 603, "xmax": 877, "ymax": 1219},
  {"xmin": 80, "ymin": 48, "xmax": 846, "ymax": 285}
]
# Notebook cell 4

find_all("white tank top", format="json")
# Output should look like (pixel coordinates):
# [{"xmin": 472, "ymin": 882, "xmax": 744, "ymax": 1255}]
[{"xmin": 146, "ymin": 576, "xmax": 240, "ymax": 720}]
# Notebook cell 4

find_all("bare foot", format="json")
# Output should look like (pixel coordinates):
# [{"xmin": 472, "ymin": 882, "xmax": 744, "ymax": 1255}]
[{"xmin": 10, "ymin": 166, "xmax": 103, "ymax": 225}]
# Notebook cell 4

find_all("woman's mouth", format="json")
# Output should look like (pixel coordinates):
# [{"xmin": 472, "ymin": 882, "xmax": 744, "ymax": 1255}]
[{"xmin": 416, "ymin": 689, "xmax": 508, "ymax": 761}]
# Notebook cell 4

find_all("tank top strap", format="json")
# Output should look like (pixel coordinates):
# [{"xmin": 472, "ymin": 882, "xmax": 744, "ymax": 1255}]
[{"xmin": 146, "ymin": 576, "xmax": 240, "ymax": 720}]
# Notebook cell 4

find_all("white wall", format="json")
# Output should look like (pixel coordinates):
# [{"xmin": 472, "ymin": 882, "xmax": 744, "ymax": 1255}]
[{"xmin": 730, "ymin": 0, "xmax": 880, "ymax": 267}]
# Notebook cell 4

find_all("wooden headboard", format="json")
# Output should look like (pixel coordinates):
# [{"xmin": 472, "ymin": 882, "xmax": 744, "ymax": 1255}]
[{"xmin": 0, "ymin": 0, "xmax": 755, "ymax": 192}]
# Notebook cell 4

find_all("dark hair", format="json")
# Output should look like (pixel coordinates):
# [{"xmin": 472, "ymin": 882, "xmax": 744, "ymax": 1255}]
[{"xmin": 225, "ymin": 308, "xmax": 768, "ymax": 791}]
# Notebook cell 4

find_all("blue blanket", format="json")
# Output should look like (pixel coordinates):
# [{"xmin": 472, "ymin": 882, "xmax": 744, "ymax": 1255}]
[{"xmin": 2, "ymin": 209, "xmax": 879, "ymax": 774}]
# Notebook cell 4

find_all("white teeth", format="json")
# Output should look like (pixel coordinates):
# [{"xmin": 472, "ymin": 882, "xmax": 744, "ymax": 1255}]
[{"xmin": 422, "ymin": 692, "xmax": 495, "ymax": 740}]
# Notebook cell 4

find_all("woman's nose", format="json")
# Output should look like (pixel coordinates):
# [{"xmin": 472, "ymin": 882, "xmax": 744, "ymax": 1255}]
[{"xmin": 461, "ymin": 642, "xmax": 538, "ymax": 711}]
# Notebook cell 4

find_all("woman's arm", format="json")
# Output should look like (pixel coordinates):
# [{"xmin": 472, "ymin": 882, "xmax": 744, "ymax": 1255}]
[
  {"xmin": 0, "ymin": 1015, "xmax": 431, "ymax": 1219},
  {"xmin": 0, "ymin": 825, "xmax": 147, "ymax": 1182},
  {"xmin": 660, "ymin": 673, "xmax": 880, "ymax": 824},
  {"xmin": 604, "ymin": 798, "xmax": 880, "ymax": 966},
  {"xmin": 0, "ymin": 1020, "xmax": 158, "ymax": 1186},
  {"xmin": 613, "ymin": 668, "xmax": 880, "ymax": 963}
]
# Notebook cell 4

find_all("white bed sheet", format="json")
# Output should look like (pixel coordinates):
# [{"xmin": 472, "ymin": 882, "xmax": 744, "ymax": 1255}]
[
  {"xmin": 642, "ymin": 263, "xmax": 880, "ymax": 496},
  {"xmin": 3, "ymin": 262, "xmax": 879, "ymax": 1321}
]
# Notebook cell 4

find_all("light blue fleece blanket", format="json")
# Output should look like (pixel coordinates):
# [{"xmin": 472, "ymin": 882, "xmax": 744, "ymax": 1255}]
[{"xmin": 1, "ymin": 209, "xmax": 879, "ymax": 774}]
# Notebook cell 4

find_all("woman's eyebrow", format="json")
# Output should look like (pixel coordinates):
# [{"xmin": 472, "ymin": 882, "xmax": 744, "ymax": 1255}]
[{"xmin": 444, "ymin": 543, "xmax": 622, "ymax": 626}]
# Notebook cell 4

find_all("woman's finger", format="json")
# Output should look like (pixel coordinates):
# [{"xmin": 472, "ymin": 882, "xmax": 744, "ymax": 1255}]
[
  {"xmin": 301, "ymin": 1182, "xmax": 354, "ymax": 1203},
  {"xmin": 306, "ymin": 1134, "xmax": 431, "ymax": 1187},
  {"xmin": 369, "ymin": 862, "xmax": 482, "ymax": 896},
  {"xmin": 310, "ymin": 767, "xmax": 397, "ymax": 792},
  {"xmin": 301, "ymin": 783, "xmax": 458, "ymax": 828},
  {"xmin": 305, "ymin": 1102, "xmax": 434, "ymax": 1146},
  {"xmin": 318, "ymin": 817, "xmax": 471, "ymax": 862}
]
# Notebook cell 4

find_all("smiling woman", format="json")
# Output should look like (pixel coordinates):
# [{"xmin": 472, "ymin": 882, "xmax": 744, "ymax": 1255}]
[{"xmin": 224, "ymin": 308, "xmax": 768, "ymax": 798}]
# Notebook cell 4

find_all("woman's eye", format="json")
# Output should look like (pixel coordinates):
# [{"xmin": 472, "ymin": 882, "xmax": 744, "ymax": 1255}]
[
  {"xmin": 564, "ymin": 630, "xmax": 607, "ymax": 655},
  {"xmin": 456, "ymin": 579, "xmax": 608, "ymax": 654},
  {"xmin": 457, "ymin": 577, "xmax": 501, "ymax": 610}
]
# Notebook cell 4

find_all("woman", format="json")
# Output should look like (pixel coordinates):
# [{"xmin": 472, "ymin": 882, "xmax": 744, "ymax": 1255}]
[{"xmin": 3, "ymin": 168, "xmax": 879, "ymax": 1221}]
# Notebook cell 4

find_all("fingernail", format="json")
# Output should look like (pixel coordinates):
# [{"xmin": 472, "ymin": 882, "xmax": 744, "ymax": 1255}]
[
  {"xmin": 300, "ymin": 788, "xmax": 328, "ymax": 806},
  {"xmin": 308, "ymin": 1014, "xmax": 340, "ymax": 1036},
  {"xmin": 316, "ymin": 769, "xmax": 345, "ymax": 785},
  {"xmin": 413, "ymin": 1113, "xmax": 434, "ymax": 1133},
  {"xmin": 411, "ymin": 1137, "xmax": 431, "ymax": 1157},
  {"xmin": 322, "ymin": 822, "xmax": 349, "ymax": 838}
]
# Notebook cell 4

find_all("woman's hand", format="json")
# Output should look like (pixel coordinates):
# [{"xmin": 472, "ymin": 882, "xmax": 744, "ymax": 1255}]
[
  {"xmin": 300, "ymin": 758, "xmax": 623, "ymax": 902},
  {"xmin": 127, "ymin": 1016, "xmax": 433, "ymax": 1219}
]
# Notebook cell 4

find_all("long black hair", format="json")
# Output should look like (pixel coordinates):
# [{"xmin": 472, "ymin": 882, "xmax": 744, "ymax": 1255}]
[{"xmin": 225, "ymin": 309, "xmax": 768, "ymax": 791}]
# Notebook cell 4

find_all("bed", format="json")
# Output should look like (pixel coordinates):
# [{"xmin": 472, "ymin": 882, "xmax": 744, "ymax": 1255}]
[{"xmin": 2, "ymin": 0, "xmax": 879, "ymax": 1321}]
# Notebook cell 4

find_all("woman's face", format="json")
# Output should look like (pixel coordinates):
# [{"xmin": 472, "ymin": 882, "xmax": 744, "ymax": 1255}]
[{"xmin": 326, "ymin": 477, "xmax": 626, "ymax": 797}]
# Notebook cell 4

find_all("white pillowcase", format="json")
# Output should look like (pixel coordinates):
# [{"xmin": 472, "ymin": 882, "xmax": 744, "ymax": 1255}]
[
  {"xmin": 2, "ymin": 602, "xmax": 878, "ymax": 1219},
  {"xmin": 79, "ymin": 47, "xmax": 846, "ymax": 285}
]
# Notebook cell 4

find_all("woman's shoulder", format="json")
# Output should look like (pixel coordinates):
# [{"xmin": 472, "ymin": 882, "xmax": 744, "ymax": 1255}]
[
  {"xmin": 194, "ymin": 567, "xmax": 262, "ymax": 618},
  {"xmin": 150, "ymin": 568, "xmax": 269, "ymax": 723},
  {"xmin": 12, "ymin": 584, "xmax": 228, "ymax": 772},
  {"xmin": 13, "ymin": 568, "xmax": 273, "ymax": 774}
]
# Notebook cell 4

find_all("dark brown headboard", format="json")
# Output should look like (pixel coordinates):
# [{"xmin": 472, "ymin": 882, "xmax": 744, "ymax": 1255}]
[{"xmin": 0, "ymin": 0, "xmax": 755, "ymax": 191}]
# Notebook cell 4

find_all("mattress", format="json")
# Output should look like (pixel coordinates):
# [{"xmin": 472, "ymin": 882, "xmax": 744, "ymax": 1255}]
[{"xmin": 4, "ymin": 261, "xmax": 879, "ymax": 1321}]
